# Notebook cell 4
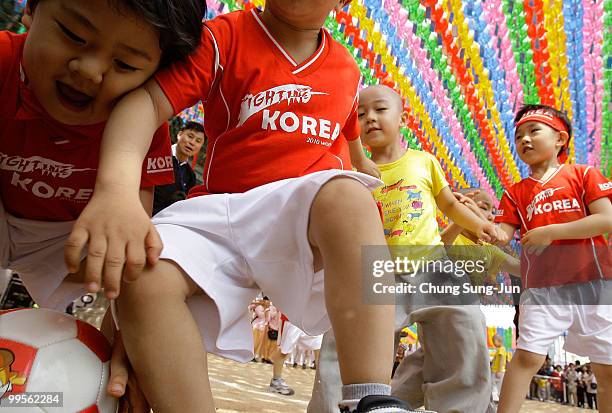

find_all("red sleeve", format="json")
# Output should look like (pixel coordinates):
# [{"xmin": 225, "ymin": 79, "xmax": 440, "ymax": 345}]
[
  {"xmin": 154, "ymin": 18, "xmax": 232, "ymax": 115},
  {"xmin": 581, "ymin": 165, "xmax": 612, "ymax": 206},
  {"xmin": 495, "ymin": 187, "xmax": 521, "ymax": 227},
  {"xmin": 140, "ymin": 122, "xmax": 174, "ymax": 187},
  {"xmin": 342, "ymin": 90, "xmax": 360, "ymax": 141},
  {"xmin": 0, "ymin": 31, "xmax": 17, "ymax": 90}
]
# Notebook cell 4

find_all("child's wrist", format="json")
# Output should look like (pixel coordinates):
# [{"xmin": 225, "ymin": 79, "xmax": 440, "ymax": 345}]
[
  {"xmin": 547, "ymin": 223, "xmax": 560, "ymax": 240},
  {"xmin": 94, "ymin": 173, "xmax": 141, "ymax": 195}
]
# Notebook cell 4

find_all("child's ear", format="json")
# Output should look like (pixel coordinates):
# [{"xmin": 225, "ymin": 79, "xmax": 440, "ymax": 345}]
[
  {"xmin": 557, "ymin": 130, "xmax": 569, "ymax": 150},
  {"xmin": 401, "ymin": 110, "xmax": 409, "ymax": 127},
  {"xmin": 22, "ymin": 1, "xmax": 34, "ymax": 29}
]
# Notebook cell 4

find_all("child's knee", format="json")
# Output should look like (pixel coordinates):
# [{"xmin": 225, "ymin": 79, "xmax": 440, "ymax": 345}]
[
  {"xmin": 311, "ymin": 177, "xmax": 379, "ymax": 223},
  {"xmin": 118, "ymin": 259, "xmax": 193, "ymax": 305},
  {"xmin": 512, "ymin": 349, "xmax": 545, "ymax": 371}
]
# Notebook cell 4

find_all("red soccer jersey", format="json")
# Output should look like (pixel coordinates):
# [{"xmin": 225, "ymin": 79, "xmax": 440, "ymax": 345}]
[
  {"xmin": 0, "ymin": 32, "xmax": 174, "ymax": 221},
  {"xmin": 495, "ymin": 164, "xmax": 612, "ymax": 288},
  {"xmin": 154, "ymin": 9, "xmax": 361, "ymax": 195}
]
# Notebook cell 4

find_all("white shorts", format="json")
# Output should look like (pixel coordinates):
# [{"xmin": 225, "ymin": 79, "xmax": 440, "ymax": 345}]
[
  {"xmin": 297, "ymin": 332, "xmax": 323, "ymax": 352},
  {"xmin": 152, "ymin": 170, "xmax": 381, "ymax": 362},
  {"xmin": 517, "ymin": 300, "xmax": 612, "ymax": 365},
  {"xmin": 279, "ymin": 320, "xmax": 324, "ymax": 355},
  {"xmin": 0, "ymin": 197, "xmax": 85, "ymax": 310},
  {"xmin": 279, "ymin": 321, "xmax": 304, "ymax": 355}
]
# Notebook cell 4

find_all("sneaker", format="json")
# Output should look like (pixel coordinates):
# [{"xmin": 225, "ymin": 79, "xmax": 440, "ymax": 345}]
[
  {"xmin": 339, "ymin": 395, "xmax": 436, "ymax": 413},
  {"xmin": 269, "ymin": 378, "xmax": 295, "ymax": 396}
]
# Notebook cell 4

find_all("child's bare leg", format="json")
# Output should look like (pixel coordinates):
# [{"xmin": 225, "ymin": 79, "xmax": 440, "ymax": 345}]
[
  {"xmin": 309, "ymin": 177, "xmax": 395, "ymax": 385},
  {"xmin": 497, "ymin": 349, "xmax": 545, "ymax": 413},
  {"xmin": 591, "ymin": 363, "xmax": 611, "ymax": 413},
  {"xmin": 253, "ymin": 329, "xmax": 265, "ymax": 359},
  {"xmin": 270, "ymin": 347, "xmax": 288, "ymax": 379},
  {"xmin": 116, "ymin": 260, "xmax": 214, "ymax": 413}
]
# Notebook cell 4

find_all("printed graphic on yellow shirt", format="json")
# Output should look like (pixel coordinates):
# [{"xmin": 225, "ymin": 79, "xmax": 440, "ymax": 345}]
[{"xmin": 380, "ymin": 179, "xmax": 424, "ymax": 239}]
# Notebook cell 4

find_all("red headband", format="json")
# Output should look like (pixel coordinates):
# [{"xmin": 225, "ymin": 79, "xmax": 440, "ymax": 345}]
[{"xmin": 516, "ymin": 109, "xmax": 570, "ymax": 163}]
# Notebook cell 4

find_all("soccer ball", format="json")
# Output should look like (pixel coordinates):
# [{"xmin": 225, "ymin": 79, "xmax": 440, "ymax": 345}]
[{"xmin": 0, "ymin": 308, "xmax": 118, "ymax": 412}]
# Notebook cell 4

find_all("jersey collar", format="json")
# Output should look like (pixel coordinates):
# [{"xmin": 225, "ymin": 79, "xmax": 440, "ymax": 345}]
[{"xmin": 250, "ymin": 8, "xmax": 329, "ymax": 76}]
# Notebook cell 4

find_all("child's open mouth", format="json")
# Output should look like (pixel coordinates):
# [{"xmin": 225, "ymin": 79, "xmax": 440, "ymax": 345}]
[{"xmin": 56, "ymin": 81, "xmax": 94, "ymax": 111}]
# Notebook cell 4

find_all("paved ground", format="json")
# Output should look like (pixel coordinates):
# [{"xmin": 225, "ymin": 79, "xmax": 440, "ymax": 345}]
[
  {"xmin": 208, "ymin": 355, "xmax": 597, "ymax": 413},
  {"xmin": 68, "ymin": 301, "xmax": 597, "ymax": 413}
]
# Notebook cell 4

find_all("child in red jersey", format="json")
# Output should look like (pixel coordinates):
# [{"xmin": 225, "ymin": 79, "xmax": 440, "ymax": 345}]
[
  {"xmin": 494, "ymin": 104, "xmax": 612, "ymax": 413},
  {"xmin": 0, "ymin": 0, "xmax": 206, "ymax": 406},
  {"xmin": 68, "ymin": 1, "xmax": 420, "ymax": 412}
]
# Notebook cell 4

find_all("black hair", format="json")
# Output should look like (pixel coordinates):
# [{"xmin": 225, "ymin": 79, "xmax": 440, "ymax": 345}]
[
  {"xmin": 514, "ymin": 104, "xmax": 572, "ymax": 157},
  {"xmin": 181, "ymin": 121, "xmax": 205, "ymax": 134},
  {"xmin": 28, "ymin": 0, "xmax": 206, "ymax": 67}
]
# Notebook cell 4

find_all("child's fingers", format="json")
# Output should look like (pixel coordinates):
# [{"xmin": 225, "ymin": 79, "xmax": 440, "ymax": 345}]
[
  {"xmin": 145, "ymin": 224, "xmax": 163, "ymax": 266},
  {"xmin": 495, "ymin": 228, "xmax": 508, "ymax": 243},
  {"xmin": 103, "ymin": 239, "xmax": 127, "ymax": 299},
  {"xmin": 84, "ymin": 236, "xmax": 108, "ymax": 293},
  {"xmin": 480, "ymin": 230, "xmax": 492, "ymax": 242},
  {"xmin": 108, "ymin": 333, "xmax": 150, "ymax": 413},
  {"xmin": 124, "ymin": 240, "xmax": 146, "ymax": 283},
  {"xmin": 64, "ymin": 227, "xmax": 89, "ymax": 273},
  {"xmin": 107, "ymin": 334, "xmax": 128, "ymax": 398}
]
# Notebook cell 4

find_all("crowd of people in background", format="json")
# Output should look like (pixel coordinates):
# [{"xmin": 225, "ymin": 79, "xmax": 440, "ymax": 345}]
[{"xmin": 527, "ymin": 357, "xmax": 599, "ymax": 410}]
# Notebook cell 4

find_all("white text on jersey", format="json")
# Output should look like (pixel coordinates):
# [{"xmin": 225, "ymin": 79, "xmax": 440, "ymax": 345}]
[{"xmin": 239, "ymin": 84, "xmax": 327, "ymax": 126}]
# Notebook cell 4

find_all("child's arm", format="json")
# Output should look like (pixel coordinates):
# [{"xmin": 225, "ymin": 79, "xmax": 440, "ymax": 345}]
[
  {"xmin": 435, "ymin": 186, "xmax": 508, "ymax": 244},
  {"xmin": 65, "ymin": 80, "xmax": 174, "ymax": 297},
  {"xmin": 348, "ymin": 137, "xmax": 380, "ymax": 178},
  {"xmin": 522, "ymin": 197, "xmax": 612, "ymax": 255},
  {"xmin": 498, "ymin": 223, "xmax": 517, "ymax": 246},
  {"xmin": 498, "ymin": 249, "xmax": 521, "ymax": 276},
  {"xmin": 440, "ymin": 191, "xmax": 486, "ymax": 245}
]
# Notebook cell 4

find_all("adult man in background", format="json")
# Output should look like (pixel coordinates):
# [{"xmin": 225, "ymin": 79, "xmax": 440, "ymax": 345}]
[{"xmin": 153, "ymin": 121, "xmax": 205, "ymax": 215}]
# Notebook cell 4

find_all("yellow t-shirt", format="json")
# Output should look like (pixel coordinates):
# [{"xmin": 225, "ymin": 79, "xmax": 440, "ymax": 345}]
[
  {"xmin": 448, "ymin": 233, "xmax": 509, "ymax": 285},
  {"xmin": 373, "ymin": 149, "xmax": 448, "ymax": 260},
  {"xmin": 491, "ymin": 346, "xmax": 508, "ymax": 373}
]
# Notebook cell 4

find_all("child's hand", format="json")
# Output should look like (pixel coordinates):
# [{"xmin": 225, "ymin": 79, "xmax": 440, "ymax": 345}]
[
  {"xmin": 107, "ymin": 331, "xmax": 150, "ymax": 413},
  {"xmin": 521, "ymin": 225, "xmax": 556, "ymax": 255},
  {"xmin": 453, "ymin": 191, "xmax": 485, "ymax": 219},
  {"xmin": 353, "ymin": 156, "xmax": 381, "ymax": 178},
  {"xmin": 476, "ymin": 221, "xmax": 508, "ymax": 244},
  {"xmin": 64, "ymin": 191, "xmax": 162, "ymax": 299}
]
